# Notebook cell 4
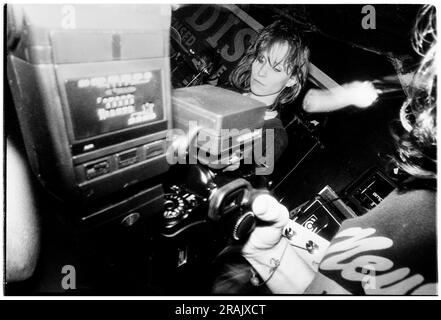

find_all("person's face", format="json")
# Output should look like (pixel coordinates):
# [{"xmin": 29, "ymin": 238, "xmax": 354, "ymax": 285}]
[{"xmin": 250, "ymin": 41, "xmax": 296, "ymax": 98}]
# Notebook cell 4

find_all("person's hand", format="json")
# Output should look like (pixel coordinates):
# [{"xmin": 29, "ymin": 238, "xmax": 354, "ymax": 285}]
[
  {"xmin": 241, "ymin": 194, "xmax": 317, "ymax": 293},
  {"xmin": 341, "ymin": 81, "xmax": 378, "ymax": 108},
  {"xmin": 242, "ymin": 194, "xmax": 290, "ymax": 256},
  {"xmin": 303, "ymin": 80, "xmax": 378, "ymax": 113}
]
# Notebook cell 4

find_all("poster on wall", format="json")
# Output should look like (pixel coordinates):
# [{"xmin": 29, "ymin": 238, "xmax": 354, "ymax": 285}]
[{"xmin": 170, "ymin": 4, "xmax": 259, "ymax": 88}]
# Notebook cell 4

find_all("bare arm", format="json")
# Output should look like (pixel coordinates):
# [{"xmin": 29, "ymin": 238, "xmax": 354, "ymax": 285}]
[
  {"xmin": 6, "ymin": 139, "xmax": 40, "ymax": 282},
  {"xmin": 242, "ymin": 196, "xmax": 316, "ymax": 293},
  {"xmin": 242, "ymin": 195, "xmax": 349, "ymax": 294},
  {"xmin": 303, "ymin": 81, "xmax": 378, "ymax": 113}
]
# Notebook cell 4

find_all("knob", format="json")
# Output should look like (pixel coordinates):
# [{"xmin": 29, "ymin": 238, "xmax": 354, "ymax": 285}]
[{"xmin": 232, "ymin": 211, "xmax": 255, "ymax": 241}]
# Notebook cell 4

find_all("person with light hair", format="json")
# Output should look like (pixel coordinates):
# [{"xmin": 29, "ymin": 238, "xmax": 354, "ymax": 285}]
[{"xmin": 228, "ymin": 18, "xmax": 310, "ymax": 163}]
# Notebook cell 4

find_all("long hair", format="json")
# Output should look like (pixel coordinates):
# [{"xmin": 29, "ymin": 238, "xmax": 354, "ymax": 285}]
[
  {"xmin": 393, "ymin": 5, "xmax": 437, "ymax": 184},
  {"xmin": 229, "ymin": 19, "xmax": 310, "ymax": 111}
]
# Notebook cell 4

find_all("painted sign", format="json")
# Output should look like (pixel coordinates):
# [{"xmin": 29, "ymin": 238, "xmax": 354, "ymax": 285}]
[
  {"xmin": 171, "ymin": 4, "xmax": 339, "ymax": 89},
  {"xmin": 171, "ymin": 4, "xmax": 258, "ymax": 86}
]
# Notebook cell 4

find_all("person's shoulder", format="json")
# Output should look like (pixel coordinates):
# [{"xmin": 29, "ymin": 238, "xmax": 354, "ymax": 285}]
[
  {"xmin": 263, "ymin": 116, "xmax": 284, "ymax": 128},
  {"xmin": 375, "ymin": 188, "xmax": 435, "ymax": 214},
  {"xmin": 341, "ymin": 188, "xmax": 436, "ymax": 235},
  {"xmin": 357, "ymin": 187, "xmax": 434, "ymax": 214}
]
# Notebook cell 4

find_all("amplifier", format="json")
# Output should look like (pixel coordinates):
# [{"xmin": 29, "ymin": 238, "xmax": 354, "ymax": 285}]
[
  {"xmin": 290, "ymin": 185, "xmax": 356, "ymax": 241},
  {"xmin": 171, "ymin": 85, "xmax": 266, "ymax": 168},
  {"xmin": 344, "ymin": 167, "xmax": 397, "ymax": 215},
  {"xmin": 292, "ymin": 197, "xmax": 345, "ymax": 241}
]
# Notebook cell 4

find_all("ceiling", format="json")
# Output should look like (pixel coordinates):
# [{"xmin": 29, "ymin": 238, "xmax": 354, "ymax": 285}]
[{"xmin": 239, "ymin": 4, "xmax": 422, "ymax": 58}]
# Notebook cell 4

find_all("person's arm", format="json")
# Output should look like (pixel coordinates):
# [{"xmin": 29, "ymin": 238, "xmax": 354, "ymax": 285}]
[
  {"xmin": 242, "ymin": 195, "xmax": 316, "ymax": 293},
  {"xmin": 242, "ymin": 195, "xmax": 349, "ymax": 294},
  {"xmin": 303, "ymin": 81, "xmax": 378, "ymax": 113},
  {"xmin": 6, "ymin": 139, "xmax": 40, "ymax": 282},
  {"xmin": 244, "ymin": 238, "xmax": 316, "ymax": 294}
]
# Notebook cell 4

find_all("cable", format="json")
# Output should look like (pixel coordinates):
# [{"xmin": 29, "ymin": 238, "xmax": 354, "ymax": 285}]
[
  {"xmin": 273, "ymin": 141, "xmax": 320, "ymax": 195},
  {"xmin": 249, "ymin": 240, "xmax": 290, "ymax": 287}
]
